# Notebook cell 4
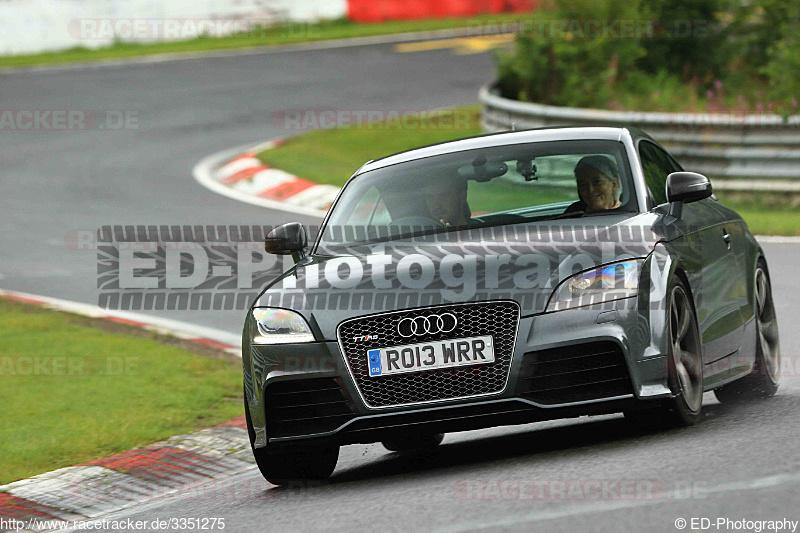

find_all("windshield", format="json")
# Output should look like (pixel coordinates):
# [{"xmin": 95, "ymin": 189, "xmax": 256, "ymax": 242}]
[{"xmin": 318, "ymin": 139, "xmax": 636, "ymax": 248}]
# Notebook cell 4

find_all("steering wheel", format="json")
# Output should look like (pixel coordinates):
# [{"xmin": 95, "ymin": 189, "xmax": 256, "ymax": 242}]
[{"xmin": 388, "ymin": 216, "xmax": 444, "ymax": 229}]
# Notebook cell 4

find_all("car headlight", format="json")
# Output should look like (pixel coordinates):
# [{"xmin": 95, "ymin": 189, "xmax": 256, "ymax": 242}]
[
  {"xmin": 546, "ymin": 259, "xmax": 644, "ymax": 312},
  {"xmin": 250, "ymin": 308, "xmax": 314, "ymax": 345}
]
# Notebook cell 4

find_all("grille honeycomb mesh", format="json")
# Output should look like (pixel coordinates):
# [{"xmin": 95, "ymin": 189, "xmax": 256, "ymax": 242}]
[{"xmin": 337, "ymin": 301, "xmax": 519, "ymax": 408}]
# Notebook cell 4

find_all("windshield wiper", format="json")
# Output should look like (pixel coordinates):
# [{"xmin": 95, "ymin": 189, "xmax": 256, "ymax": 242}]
[
  {"xmin": 551, "ymin": 210, "xmax": 587, "ymax": 220},
  {"xmin": 551, "ymin": 209, "xmax": 637, "ymax": 220}
]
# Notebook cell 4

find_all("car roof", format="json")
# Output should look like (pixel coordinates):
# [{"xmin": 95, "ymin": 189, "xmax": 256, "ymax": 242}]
[{"xmin": 356, "ymin": 126, "xmax": 652, "ymax": 175}]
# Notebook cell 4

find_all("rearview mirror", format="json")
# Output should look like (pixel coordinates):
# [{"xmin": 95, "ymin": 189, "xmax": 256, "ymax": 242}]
[
  {"xmin": 457, "ymin": 161, "xmax": 508, "ymax": 182},
  {"xmin": 265, "ymin": 222, "xmax": 307, "ymax": 262},
  {"xmin": 667, "ymin": 172, "xmax": 713, "ymax": 204}
]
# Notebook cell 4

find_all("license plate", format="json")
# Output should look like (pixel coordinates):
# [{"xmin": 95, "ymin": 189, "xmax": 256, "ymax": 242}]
[{"xmin": 366, "ymin": 335, "xmax": 494, "ymax": 377}]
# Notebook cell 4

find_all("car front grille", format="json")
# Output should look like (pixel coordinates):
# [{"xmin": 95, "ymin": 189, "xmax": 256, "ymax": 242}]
[
  {"xmin": 519, "ymin": 341, "xmax": 634, "ymax": 405},
  {"xmin": 264, "ymin": 377, "xmax": 355, "ymax": 438},
  {"xmin": 337, "ymin": 301, "xmax": 520, "ymax": 408}
]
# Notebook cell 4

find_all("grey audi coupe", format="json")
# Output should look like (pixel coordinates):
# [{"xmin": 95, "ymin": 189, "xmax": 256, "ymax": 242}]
[{"xmin": 242, "ymin": 126, "xmax": 780, "ymax": 484}]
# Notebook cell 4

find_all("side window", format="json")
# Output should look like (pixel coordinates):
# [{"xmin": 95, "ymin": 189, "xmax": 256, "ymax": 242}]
[{"xmin": 639, "ymin": 141, "xmax": 680, "ymax": 206}]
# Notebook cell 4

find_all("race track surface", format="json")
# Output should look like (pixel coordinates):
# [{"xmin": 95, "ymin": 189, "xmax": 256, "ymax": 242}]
[{"xmin": 0, "ymin": 42, "xmax": 494, "ymax": 332}]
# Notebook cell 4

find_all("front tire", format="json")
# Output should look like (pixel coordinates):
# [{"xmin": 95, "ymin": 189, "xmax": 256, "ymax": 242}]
[
  {"xmin": 251, "ymin": 446, "xmax": 339, "ymax": 486},
  {"xmin": 244, "ymin": 387, "xmax": 338, "ymax": 485},
  {"xmin": 625, "ymin": 276, "xmax": 703, "ymax": 428},
  {"xmin": 714, "ymin": 260, "xmax": 780, "ymax": 403}
]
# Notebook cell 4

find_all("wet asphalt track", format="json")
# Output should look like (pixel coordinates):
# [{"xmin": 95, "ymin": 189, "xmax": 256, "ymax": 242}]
[{"xmin": 1, "ymin": 40, "xmax": 799, "ymax": 532}]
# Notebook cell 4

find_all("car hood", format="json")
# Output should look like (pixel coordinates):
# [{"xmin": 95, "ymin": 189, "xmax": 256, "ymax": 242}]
[{"xmin": 255, "ymin": 213, "xmax": 662, "ymax": 340}]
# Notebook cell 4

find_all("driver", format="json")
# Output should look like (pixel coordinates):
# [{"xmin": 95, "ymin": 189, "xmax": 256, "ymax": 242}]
[
  {"xmin": 572, "ymin": 156, "xmax": 622, "ymax": 211},
  {"xmin": 422, "ymin": 175, "xmax": 469, "ymax": 227}
]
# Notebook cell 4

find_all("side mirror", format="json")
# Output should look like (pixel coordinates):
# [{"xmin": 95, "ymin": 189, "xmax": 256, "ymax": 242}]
[
  {"xmin": 667, "ymin": 172, "xmax": 713, "ymax": 204},
  {"xmin": 265, "ymin": 222, "xmax": 307, "ymax": 263}
]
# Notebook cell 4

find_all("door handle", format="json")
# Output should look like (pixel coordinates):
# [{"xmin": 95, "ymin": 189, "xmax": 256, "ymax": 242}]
[{"xmin": 722, "ymin": 229, "xmax": 732, "ymax": 250}]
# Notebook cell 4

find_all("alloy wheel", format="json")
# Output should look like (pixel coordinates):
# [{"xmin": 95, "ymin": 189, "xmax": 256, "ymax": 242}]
[
  {"xmin": 670, "ymin": 284, "xmax": 703, "ymax": 413},
  {"xmin": 755, "ymin": 267, "xmax": 780, "ymax": 383}
]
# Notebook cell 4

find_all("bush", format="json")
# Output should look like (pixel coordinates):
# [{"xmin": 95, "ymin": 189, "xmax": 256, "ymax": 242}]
[
  {"xmin": 495, "ymin": 0, "xmax": 799, "ymax": 114},
  {"xmin": 636, "ymin": 0, "xmax": 733, "ymax": 83},
  {"xmin": 495, "ymin": 0, "xmax": 646, "ymax": 107},
  {"xmin": 760, "ymin": 2, "xmax": 800, "ymax": 115}
]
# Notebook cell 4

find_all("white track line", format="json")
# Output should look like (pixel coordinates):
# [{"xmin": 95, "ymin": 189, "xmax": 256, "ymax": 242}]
[
  {"xmin": 755, "ymin": 235, "xmax": 800, "ymax": 244},
  {"xmin": 0, "ymin": 288, "xmax": 241, "ymax": 351},
  {"xmin": 192, "ymin": 141, "xmax": 329, "ymax": 218}
]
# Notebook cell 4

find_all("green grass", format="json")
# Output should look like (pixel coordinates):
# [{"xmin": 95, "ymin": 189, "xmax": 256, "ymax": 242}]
[
  {"xmin": 0, "ymin": 299, "xmax": 242, "ymax": 484},
  {"xmin": 260, "ymin": 106, "xmax": 484, "ymax": 187},
  {"xmin": 0, "ymin": 14, "xmax": 529, "ymax": 69},
  {"xmin": 732, "ymin": 208, "xmax": 800, "ymax": 236},
  {"xmin": 258, "ymin": 106, "xmax": 800, "ymax": 236},
  {"xmin": 713, "ymin": 191, "xmax": 800, "ymax": 236},
  {"xmin": 467, "ymin": 180, "xmax": 575, "ymax": 214}
]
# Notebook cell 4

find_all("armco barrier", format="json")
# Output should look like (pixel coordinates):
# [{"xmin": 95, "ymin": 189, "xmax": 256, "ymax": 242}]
[{"xmin": 480, "ymin": 84, "xmax": 800, "ymax": 185}]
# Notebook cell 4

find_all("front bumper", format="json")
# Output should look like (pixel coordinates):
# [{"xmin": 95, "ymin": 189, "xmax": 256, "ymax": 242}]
[{"xmin": 244, "ymin": 300, "xmax": 671, "ymax": 449}]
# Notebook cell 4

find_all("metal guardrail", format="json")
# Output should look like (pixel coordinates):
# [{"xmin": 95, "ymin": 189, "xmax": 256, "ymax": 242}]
[{"xmin": 479, "ymin": 84, "xmax": 800, "ymax": 188}]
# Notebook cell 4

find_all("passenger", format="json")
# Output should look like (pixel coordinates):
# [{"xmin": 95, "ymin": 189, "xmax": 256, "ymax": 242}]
[{"xmin": 572, "ymin": 156, "xmax": 622, "ymax": 211}]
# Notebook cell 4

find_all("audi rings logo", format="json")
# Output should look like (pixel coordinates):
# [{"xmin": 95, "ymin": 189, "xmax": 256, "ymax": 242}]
[{"xmin": 397, "ymin": 313, "xmax": 458, "ymax": 337}]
